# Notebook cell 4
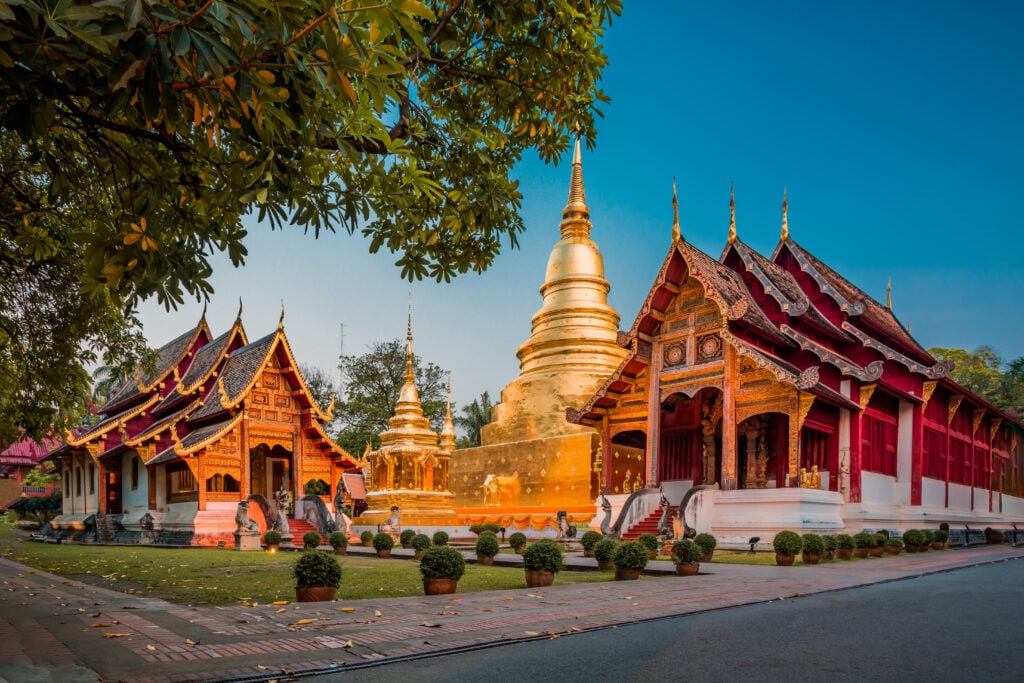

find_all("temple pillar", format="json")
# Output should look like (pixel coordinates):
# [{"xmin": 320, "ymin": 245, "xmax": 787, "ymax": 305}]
[
  {"xmin": 910, "ymin": 401, "xmax": 923, "ymax": 506},
  {"xmin": 720, "ymin": 344, "xmax": 738, "ymax": 490},
  {"xmin": 849, "ymin": 383, "xmax": 863, "ymax": 503},
  {"xmin": 647, "ymin": 343, "xmax": 663, "ymax": 487}
]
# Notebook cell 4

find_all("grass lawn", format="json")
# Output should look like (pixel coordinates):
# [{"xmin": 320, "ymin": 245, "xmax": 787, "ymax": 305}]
[{"xmin": 0, "ymin": 525, "xmax": 611, "ymax": 605}]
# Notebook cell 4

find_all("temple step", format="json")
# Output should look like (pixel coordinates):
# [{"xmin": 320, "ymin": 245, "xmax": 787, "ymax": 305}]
[
  {"xmin": 287, "ymin": 518, "xmax": 324, "ymax": 545},
  {"xmin": 621, "ymin": 507, "xmax": 677, "ymax": 540}
]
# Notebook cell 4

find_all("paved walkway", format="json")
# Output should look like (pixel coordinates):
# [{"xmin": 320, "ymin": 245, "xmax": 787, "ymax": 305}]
[{"xmin": 1, "ymin": 544, "xmax": 1021, "ymax": 683}]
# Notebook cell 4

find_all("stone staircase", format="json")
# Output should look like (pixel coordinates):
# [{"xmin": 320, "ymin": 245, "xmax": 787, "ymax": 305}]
[
  {"xmin": 621, "ymin": 506, "xmax": 676, "ymax": 540},
  {"xmin": 287, "ymin": 518, "xmax": 324, "ymax": 546},
  {"xmin": 94, "ymin": 512, "xmax": 117, "ymax": 543}
]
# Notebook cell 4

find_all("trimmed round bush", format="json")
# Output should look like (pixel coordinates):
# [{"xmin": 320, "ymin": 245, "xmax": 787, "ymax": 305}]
[
  {"xmin": 372, "ymin": 532, "xmax": 395, "ymax": 551},
  {"xmin": 903, "ymin": 529, "xmax": 925, "ymax": 546},
  {"xmin": 886, "ymin": 536, "xmax": 904, "ymax": 548},
  {"xmin": 432, "ymin": 530, "xmax": 449, "ymax": 546},
  {"xmin": 399, "ymin": 529, "xmax": 416, "ymax": 546},
  {"xmin": 822, "ymin": 535, "xmax": 838, "ymax": 552},
  {"xmin": 920, "ymin": 529, "xmax": 935, "ymax": 545},
  {"xmin": 411, "ymin": 533, "xmax": 431, "ymax": 552},
  {"xmin": 671, "ymin": 539, "xmax": 703, "ymax": 564},
  {"xmin": 328, "ymin": 531, "xmax": 348, "ymax": 548},
  {"xmin": 475, "ymin": 532, "xmax": 500, "ymax": 557},
  {"xmin": 508, "ymin": 532, "xmax": 527, "ymax": 551},
  {"xmin": 773, "ymin": 530, "xmax": 803, "ymax": 555},
  {"xmin": 294, "ymin": 551, "xmax": 341, "ymax": 588},
  {"xmin": 419, "ymin": 546, "xmax": 466, "ymax": 581},
  {"xmin": 933, "ymin": 529, "xmax": 949, "ymax": 544},
  {"xmin": 853, "ymin": 531, "xmax": 877, "ymax": 548},
  {"xmin": 801, "ymin": 533, "xmax": 825, "ymax": 555},
  {"xmin": 522, "ymin": 539, "xmax": 563, "ymax": 573},
  {"xmin": 593, "ymin": 538, "xmax": 618, "ymax": 563},
  {"xmin": 263, "ymin": 530, "xmax": 283, "ymax": 546},
  {"xmin": 613, "ymin": 541, "xmax": 650, "ymax": 570},
  {"xmin": 302, "ymin": 531, "xmax": 322, "ymax": 550},
  {"xmin": 694, "ymin": 533, "xmax": 717, "ymax": 555},
  {"xmin": 580, "ymin": 530, "xmax": 603, "ymax": 552},
  {"xmin": 636, "ymin": 533, "xmax": 659, "ymax": 552},
  {"xmin": 835, "ymin": 533, "xmax": 855, "ymax": 550},
  {"xmin": 875, "ymin": 532, "xmax": 889, "ymax": 548},
  {"xmin": 469, "ymin": 523, "xmax": 502, "ymax": 536},
  {"xmin": 360, "ymin": 530, "xmax": 374, "ymax": 546}
]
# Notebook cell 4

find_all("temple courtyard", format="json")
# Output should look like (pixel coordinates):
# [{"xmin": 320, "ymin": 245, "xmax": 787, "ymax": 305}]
[{"xmin": 0, "ymin": 524, "xmax": 1020, "ymax": 682}]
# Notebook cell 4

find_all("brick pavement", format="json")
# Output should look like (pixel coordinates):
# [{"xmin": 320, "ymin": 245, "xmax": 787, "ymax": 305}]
[{"xmin": 1, "ymin": 545, "xmax": 1021, "ymax": 683}]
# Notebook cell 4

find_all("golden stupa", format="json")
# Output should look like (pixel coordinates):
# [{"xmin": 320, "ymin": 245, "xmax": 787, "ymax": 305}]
[
  {"xmin": 450, "ymin": 136, "xmax": 628, "ymax": 523},
  {"xmin": 360, "ymin": 309, "xmax": 456, "ymax": 526}
]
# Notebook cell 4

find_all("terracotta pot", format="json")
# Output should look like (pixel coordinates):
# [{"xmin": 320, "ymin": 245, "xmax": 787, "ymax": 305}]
[
  {"xmin": 402, "ymin": 543, "xmax": 412, "ymax": 549},
  {"xmin": 854, "ymin": 548, "xmax": 869, "ymax": 558},
  {"xmin": 886, "ymin": 545, "xmax": 902, "ymax": 555},
  {"xmin": 905, "ymin": 544, "xmax": 919, "ymax": 553},
  {"xmin": 295, "ymin": 586, "xmax": 337, "ymax": 602},
  {"xmin": 932, "ymin": 542, "xmax": 945, "ymax": 550},
  {"xmin": 837, "ymin": 548, "xmax": 853, "ymax": 560},
  {"xmin": 675, "ymin": 562, "xmax": 699, "ymax": 576},
  {"xmin": 614, "ymin": 566, "xmax": 642, "ymax": 580},
  {"xmin": 775, "ymin": 553, "xmax": 795, "ymax": 566},
  {"xmin": 376, "ymin": 549, "xmax": 392, "ymax": 558},
  {"xmin": 702, "ymin": 551, "xmax": 714, "ymax": 562},
  {"xmin": 423, "ymin": 577, "xmax": 458, "ymax": 595},
  {"xmin": 525, "ymin": 569, "xmax": 555, "ymax": 587},
  {"xmin": 583, "ymin": 549, "xmax": 594, "ymax": 558},
  {"xmin": 597, "ymin": 560, "xmax": 614, "ymax": 570},
  {"xmin": 825, "ymin": 550, "xmax": 836, "ymax": 561},
  {"xmin": 477, "ymin": 554, "xmax": 495, "ymax": 566},
  {"xmin": 870, "ymin": 546, "xmax": 885, "ymax": 557},
  {"xmin": 802, "ymin": 552, "xmax": 821, "ymax": 565},
  {"xmin": 647, "ymin": 550, "xmax": 657, "ymax": 560},
  {"xmin": 333, "ymin": 546, "xmax": 347, "ymax": 555}
]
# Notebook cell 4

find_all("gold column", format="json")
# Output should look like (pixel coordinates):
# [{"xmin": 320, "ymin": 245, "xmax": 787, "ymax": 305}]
[{"xmin": 720, "ymin": 343, "xmax": 738, "ymax": 489}]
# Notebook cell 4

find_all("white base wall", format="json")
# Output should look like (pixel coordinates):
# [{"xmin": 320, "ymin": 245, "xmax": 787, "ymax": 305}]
[{"xmin": 709, "ymin": 488, "xmax": 845, "ymax": 549}]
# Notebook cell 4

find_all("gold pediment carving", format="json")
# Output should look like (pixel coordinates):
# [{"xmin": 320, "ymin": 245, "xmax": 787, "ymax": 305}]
[
  {"xmin": 859, "ymin": 384, "xmax": 876, "ymax": 410},
  {"xmin": 947, "ymin": 395, "xmax": 963, "ymax": 425},
  {"xmin": 248, "ymin": 429, "xmax": 293, "ymax": 451},
  {"xmin": 921, "ymin": 381, "xmax": 938, "ymax": 410}
]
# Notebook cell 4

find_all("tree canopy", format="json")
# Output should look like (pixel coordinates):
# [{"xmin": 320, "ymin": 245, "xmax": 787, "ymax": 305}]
[
  {"xmin": 0, "ymin": 0, "xmax": 621, "ymax": 446},
  {"xmin": 335, "ymin": 339, "xmax": 448, "ymax": 455},
  {"xmin": 929, "ymin": 346, "xmax": 1024, "ymax": 416},
  {"xmin": 455, "ymin": 390, "xmax": 493, "ymax": 448}
]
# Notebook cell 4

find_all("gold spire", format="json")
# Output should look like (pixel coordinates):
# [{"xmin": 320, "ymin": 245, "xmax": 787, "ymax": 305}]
[
  {"xmin": 559, "ymin": 127, "xmax": 592, "ymax": 240},
  {"xmin": 200, "ymin": 301, "xmax": 208, "ymax": 321},
  {"xmin": 727, "ymin": 183, "xmax": 737, "ymax": 244},
  {"xmin": 405, "ymin": 293, "xmax": 414, "ymax": 383},
  {"xmin": 439, "ymin": 372, "xmax": 455, "ymax": 449},
  {"xmin": 278, "ymin": 300, "xmax": 285, "ymax": 329},
  {"xmin": 886, "ymin": 277, "xmax": 892, "ymax": 309},
  {"xmin": 235, "ymin": 297, "xmax": 243, "ymax": 323},
  {"xmin": 780, "ymin": 187, "xmax": 789, "ymax": 241},
  {"xmin": 671, "ymin": 179, "xmax": 681, "ymax": 243}
]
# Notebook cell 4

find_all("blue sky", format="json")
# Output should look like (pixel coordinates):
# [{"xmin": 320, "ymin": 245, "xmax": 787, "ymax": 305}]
[{"xmin": 137, "ymin": 1, "xmax": 1024, "ymax": 414}]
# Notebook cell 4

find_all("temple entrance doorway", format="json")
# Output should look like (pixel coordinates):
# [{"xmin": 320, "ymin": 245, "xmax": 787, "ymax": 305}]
[
  {"xmin": 658, "ymin": 388, "xmax": 723, "ymax": 486},
  {"xmin": 250, "ymin": 443, "xmax": 294, "ymax": 513},
  {"xmin": 106, "ymin": 468, "xmax": 123, "ymax": 514},
  {"xmin": 737, "ymin": 413, "xmax": 788, "ymax": 489}
]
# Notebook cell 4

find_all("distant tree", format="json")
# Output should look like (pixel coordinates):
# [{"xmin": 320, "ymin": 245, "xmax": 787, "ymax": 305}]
[
  {"xmin": 23, "ymin": 465, "xmax": 60, "ymax": 488},
  {"xmin": 91, "ymin": 364, "xmax": 131, "ymax": 408},
  {"xmin": 335, "ymin": 340, "xmax": 448, "ymax": 456},
  {"xmin": 299, "ymin": 363, "xmax": 339, "ymax": 414},
  {"xmin": 1001, "ymin": 356, "xmax": 1024, "ymax": 417},
  {"xmin": 929, "ymin": 346, "xmax": 1004, "ymax": 407},
  {"xmin": 455, "ymin": 391, "xmax": 494, "ymax": 448}
]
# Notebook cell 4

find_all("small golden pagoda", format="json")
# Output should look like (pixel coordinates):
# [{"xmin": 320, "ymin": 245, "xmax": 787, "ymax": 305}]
[{"xmin": 360, "ymin": 308, "xmax": 455, "ymax": 526}]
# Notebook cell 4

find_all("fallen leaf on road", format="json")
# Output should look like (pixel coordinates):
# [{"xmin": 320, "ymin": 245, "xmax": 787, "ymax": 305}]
[
  {"xmin": 339, "ymin": 607, "xmax": 355, "ymax": 612},
  {"xmin": 123, "ymin": 606, "xmax": 139, "ymax": 610},
  {"xmin": 420, "ymin": 622, "xmax": 441, "ymax": 628},
  {"xmin": 293, "ymin": 618, "xmax": 314, "ymax": 625},
  {"xmin": 103, "ymin": 633, "xmax": 132, "ymax": 638},
  {"xmin": 550, "ymin": 635, "xmax": 560, "ymax": 640},
  {"xmin": 481, "ymin": 609, "xmax": 492, "ymax": 613},
  {"xmin": 503, "ymin": 597, "xmax": 514, "ymax": 601},
  {"xmin": 569, "ymin": 627, "xmax": 581, "ymax": 632},
  {"xmin": 146, "ymin": 645, "xmax": 156, "ymax": 651},
  {"xmin": 342, "ymin": 640, "xmax": 353, "ymax": 648},
  {"xmin": 277, "ymin": 608, "xmax": 286, "ymax": 613},
  {"xmin": 524, "ymin": 631, "xmax": 539, "ymax": 636},
  {"xmin": 256, "ymin": 665, "xmax": 268, "ymax": 670},
  {"xmin": 374, "ymin": 610, "xmax": 382, "ymax": 617},
  {"xmin": 272, "ymin": 601, "xmax": 288, "ymax": 605},
  {"xmin": 236, "ymin": 619, "xmax": 249, "ymax": 624},
  {"xmin": 186, "ymin": 638, "xmax": 199, "ymax": 646},
  {"xmin": 91, "ymin": 623, "xmax": 112, "ymax": 628},
  {"xmin": 624, "ymin": 596, "xmax": 633, "ymax": 600}
]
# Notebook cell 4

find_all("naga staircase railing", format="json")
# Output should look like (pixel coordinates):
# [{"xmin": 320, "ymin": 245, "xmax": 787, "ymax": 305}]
[{"xmin": 608, "ymin": 488, "xmax": 662, "ymax": 540}]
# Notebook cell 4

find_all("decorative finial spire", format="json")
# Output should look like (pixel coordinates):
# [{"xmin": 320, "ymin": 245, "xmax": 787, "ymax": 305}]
[
  {"xmin": 727, "ymin": 182, "xmax": 737, "ymax": 244},
  {"xmin": 200, "ymin": 301, "xmax": 208, "ymax": 321},
  {"xmin": 780, "ymin": 187, "xmax": 789, "ymax": 241},
  {"xmin": 278, "ymin": 300, "xmax": 285, "ymax": 329},
  {"xmin": 907, "ymin": 320, "xmax": 911, "ymax": 333},
  {"xmin": 886, "ymin": 277, "xmax": 892, "ymax": 309},
  {"xmin": 559, "ymin": 124, "xmax": 591, "ymax": 240},
  {"xmin": 235, "ymin": 297, "xmax": 243, "ymax": 323},
  {"xmin": 439, "ymin": 371, "xmax": 456, "ymax": 449},
  {"xmin": 405, "ymin": 293, "xmax": 414, "ymax": 383},
  {"xmin": 671, "ymin": 179, "xmax": 680, "ymax": 243}
]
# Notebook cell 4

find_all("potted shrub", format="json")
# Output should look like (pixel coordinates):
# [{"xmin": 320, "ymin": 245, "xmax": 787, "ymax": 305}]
[
  {"xmin": 522, "ymin": 539, "xmax": 563, "ymax": 587},
  {"xmin": 593, "ymin": 538, "xmax": 618, "ymax": 570},
  {"xmin": 853, "ymin": 532, "xmax": 876, "ymax": 558},
  {"xmin": 671, "ymin": 539, "xmax": 702, "ymax": 576},
  {"xmin": 694, "ymin": 533, "xmax": 717, "ymax": 562},
  {"xmin": 822, "ymin": 534, "xmax": 838, "ymax": 561},
  {"xmin": 773, "ymin": 531, "xmax": 802, "ymax": 566},
  {"xmin": 328, "ymin": 531, "xmax": 348, "ymax": 555},
  {"xmin": 509, "ymin": 532, "xmax": 527, "ymax": 553},
  {"xmin": 870, "ymin": 533, "xmax": 886, "ymax": 557},
  {"xmin": 469, "ymin": 523, "xmax": 501, "ymax": 536},
  {"xmin": 475, "ymin": 531, "xmax": 500, "ymax": 566},
  {"xmin": 636, "ymin": 533, "xmax": 660, "ymax": 559},
  {"xmin": 399, "ymin": 529, "xmax": 416, "ymax": 549},
  {"xmin": 294, "ymin": 550, "xmax": 341, "ymax": 602},
  {"xmin": 372, "ymin": 532, "xmax": 395, "ymax": 558},
  {"xmin": 419, "ymin": 546, "xmax": 465, "ymax": 595},
  {"xmin": 432, "ymin": 530, "xmax": 449, "ymax": 546},
  {"xmin": 903, "ymin": 529, "xmax": 924, "ymax": 553},
  {"xmin": 933, "ymin": 529, "xmax": 949, "ymax": 550},
  {"xmin": 835, "ymin": 533, "xmax": 855, "ymax": 560},
  {"xmin": 360, "ymin": 530, "xmax": 374, "ymax": 547},
  {"xmin": 302, "ymin": 530, "xmax": 322, "ymax": 550},
  {"xmin": 263, "ymin": 530, "xmax": 282, "ymax": 552},
  {"xmin": 885, "ymin": 536, "xmax": 904, "ymax": 555},
  {"xmin": 801, "ymin": 533, "xmax": 825, "ymax": 565},
  {"xmin": 612, "ymin": 540, "xmax": 649, "ymax": 580},
  {"xmin": 919, "ymin": 529, "xmax": 935, "ymax": 552},
  {"xmin": 580, "ymin": 530, "xmax": 603, "ymax": 557},
  {"xmin": 411, "ymin": 533, "xmax": 431, "ymax": 558}
]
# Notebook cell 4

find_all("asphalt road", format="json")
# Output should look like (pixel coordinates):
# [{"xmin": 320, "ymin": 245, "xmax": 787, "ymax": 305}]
[{"xmin": 320, "ymin": 558, "xmax": 1023, "ymax": 683}]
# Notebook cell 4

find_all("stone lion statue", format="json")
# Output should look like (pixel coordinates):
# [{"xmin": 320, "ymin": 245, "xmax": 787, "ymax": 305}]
[{"xmin": 235, "ymin": 501, "xmax": 259, "ymax": 533}]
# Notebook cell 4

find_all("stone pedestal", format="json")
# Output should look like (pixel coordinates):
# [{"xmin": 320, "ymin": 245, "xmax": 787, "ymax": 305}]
[{"xmin": 234, "ymin": 531, "xmax": 261, "ymax": 551}]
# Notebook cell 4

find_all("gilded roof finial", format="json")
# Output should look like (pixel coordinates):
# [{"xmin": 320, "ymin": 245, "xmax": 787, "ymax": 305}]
[
  {"xmin": 235, "ymin": 297, "xmax": 243, "ymax": 323},
  {"xmin": 200, "ymin": 301, "xmax": 208, "ymax": 321},
  {"xmin": 780, "ymin": 187, "xmax": 789, "ymax": 241},
  {"xmin": 886, "ymin": 277, "xmax": 892, "ymax": 309},
  {"xmin": 405, "ymin": 293, "xmax": 414, "ymax": 383},
  {"xmin": 559, "ymin": 124, "xmax": 591, "ymax": 240},
  {"xmin": 439, "ymin": 371, "xmax": 456, "ymax": 449},
  {"xmin": 278, "ymin": 300, "xmax": 285, "ymax": 329},
  {"xmin": 671, "ymin": 179, "xmax": 681, "ymax": 243},
  {"xmin": 727, "ymin": 182, "xmax": 737, "ymax": 244}
]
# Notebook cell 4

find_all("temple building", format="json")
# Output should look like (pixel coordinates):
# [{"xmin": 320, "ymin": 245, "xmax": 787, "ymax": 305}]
[{"xmin": 45, "ymin": 306, "xmax": 359, "ymax": 545}]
